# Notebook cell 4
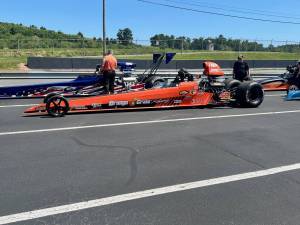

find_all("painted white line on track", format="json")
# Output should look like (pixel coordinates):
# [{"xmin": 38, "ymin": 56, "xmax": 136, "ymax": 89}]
[
  {"xmin": 0, "ymin": 163, "xmax": 300, "ymax": 225},
  {"xmin": 265, "ymin": 94, "xmax": 285, "ymax": 97},
  {"xmin": 0, "ymin": 104, "xmax": 37, "ymax": 108},
  {"xmin": 0, "ymin": 109, "xmax": 300, "ymax": 137}
]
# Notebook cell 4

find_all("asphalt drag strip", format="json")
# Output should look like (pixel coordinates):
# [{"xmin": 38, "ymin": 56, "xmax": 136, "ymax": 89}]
[{"xmin": 1, "ymin": 91, "xmax": 300, "ymax": 225}]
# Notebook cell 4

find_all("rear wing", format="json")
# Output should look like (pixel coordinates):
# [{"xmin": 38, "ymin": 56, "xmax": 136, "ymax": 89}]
[
  {"xmin": 152, "ymin": 52, "xmax": 176, "ymax": 64},
  {"xmin": 140, "ymin": 53, "xmax": 176, "ymax": 81}
]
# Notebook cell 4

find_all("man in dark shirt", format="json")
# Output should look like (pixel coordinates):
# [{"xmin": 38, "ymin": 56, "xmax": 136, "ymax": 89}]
[
  {"xmin": 294, "ymin": 61, "xmax": 300, "ymax": 76},
  {"xmin": 233, "ymin": 55, "xmax": 251, "ymax": 82},
  {"xmin": 289, "ymin": 61, "xmax": 300, "ymax": 88}
]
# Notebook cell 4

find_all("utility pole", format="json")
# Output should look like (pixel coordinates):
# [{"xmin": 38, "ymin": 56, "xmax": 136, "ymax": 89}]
[{"xmin": 102, "ymin": 0, "xmax": 106, "ymax": 56}]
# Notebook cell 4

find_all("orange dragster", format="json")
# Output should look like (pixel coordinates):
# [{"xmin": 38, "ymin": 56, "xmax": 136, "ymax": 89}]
[{"xmin": 24, "ymin": 61, "xmax": 264, "ymax": 117}]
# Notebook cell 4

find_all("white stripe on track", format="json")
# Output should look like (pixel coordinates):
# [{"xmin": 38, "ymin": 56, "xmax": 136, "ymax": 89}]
[
  {"xmin": 0, "ymin": 109, "xmax": 300, "ymax": 137},
  {"xmin": 0, "ymin": 104, "xmax": 37, "ymax": 108},
  {"xmin": 0, "ymin": 163, "xmax": 300, "ymax": 225},
  {"xmin": 265, "ymin": 94, "xmax": 285, "ymax": 97}
]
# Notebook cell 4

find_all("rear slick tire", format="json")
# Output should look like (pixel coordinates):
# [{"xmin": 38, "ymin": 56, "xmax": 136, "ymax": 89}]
[
  {"xmin": 236, "ymin": 82, "xmax": 264, "ymax": 108},
  {"xmin": 225, "ymin": 79, "xmax": 242, "ymax": 90},
  {"xmin": 144, "ymin": 76, "xmax": 166, "ymax": 89}
]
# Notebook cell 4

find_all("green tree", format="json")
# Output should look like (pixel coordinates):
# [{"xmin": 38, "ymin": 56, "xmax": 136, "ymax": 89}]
[
  {"xmin": 77, "ymin": 32, "xmax": 84, "ymax": 38},
  {"xmin": 9, "ymin": 27, "xmax": 17, "ymax": 35},
  {"xmin": 117, "ymin": 28, "xmax": 133, "ymax": 45}
]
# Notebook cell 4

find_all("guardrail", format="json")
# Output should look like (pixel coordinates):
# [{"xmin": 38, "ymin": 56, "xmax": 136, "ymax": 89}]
[{"xmin": 27, "ymin": 57, "xmax": 298, "ymax": 70}]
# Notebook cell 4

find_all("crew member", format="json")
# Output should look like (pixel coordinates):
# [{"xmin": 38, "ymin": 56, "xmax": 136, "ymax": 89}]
[
  {"xmin": 101, "ymin": 50, "xmax": 118, "ymax": 94},
  {"xmin": 294, "ymin": 61, "xmax": 300, "ymax": 75},
  {"xmin": 291, "ymin": 61, "xmax": 300, "ymax": 87},
  {"xmin": 233, "ymin": 55, "xmax": 251, "ymax": 82}
]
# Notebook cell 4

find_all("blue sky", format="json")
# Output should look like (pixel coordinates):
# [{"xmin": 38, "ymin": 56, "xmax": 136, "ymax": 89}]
[{"xmin": 1, "ymin": 0, "xmax": 300, "ymax": 42}]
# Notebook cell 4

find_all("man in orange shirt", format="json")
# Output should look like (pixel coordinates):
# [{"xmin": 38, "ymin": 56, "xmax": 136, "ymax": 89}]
[{"xmin": 101, "ymin": 50, "xmax": 118, "ymax": 94}]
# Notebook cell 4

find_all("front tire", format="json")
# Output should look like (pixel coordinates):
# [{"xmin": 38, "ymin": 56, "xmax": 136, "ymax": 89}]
[
  {"xmin": 46, "ymin": 96, "xmax": 69, "ymax": 117},
  {"xmin": 44, "ymin": 93, "xmax": 60, "ymax": 103}
]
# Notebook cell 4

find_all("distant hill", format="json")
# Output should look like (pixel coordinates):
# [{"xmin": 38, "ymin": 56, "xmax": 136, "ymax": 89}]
[
  {"xmin": 0, "ymin": 22, "xmax": 102, "ymax": 49},
  {"xmin": 0, "ymin": 22, "xmax": 85, "ymax": 40}
]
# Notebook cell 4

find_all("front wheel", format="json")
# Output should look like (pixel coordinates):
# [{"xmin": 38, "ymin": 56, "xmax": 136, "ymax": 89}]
[
  {"xmin": 44, "ymin": 93, "xmax": 60, "ymax": 103},
  {"xmin": 46, "ymin": 96, "xmax": 69, "ymax": 117}
]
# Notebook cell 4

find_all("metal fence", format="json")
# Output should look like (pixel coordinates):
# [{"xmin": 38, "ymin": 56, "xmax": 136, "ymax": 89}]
[{"xmin": 1, "ymin": 38, "xmax": 300, "ymax": 55}]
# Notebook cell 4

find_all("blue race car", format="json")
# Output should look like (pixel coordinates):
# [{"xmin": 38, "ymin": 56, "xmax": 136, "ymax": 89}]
[
  {"xmin": 0, "ymin": 62, "xmax": 136, "ymax": 98},
  {"xmin": 286, "ymin": 90, "xmax": 300, "ymax": 100}
]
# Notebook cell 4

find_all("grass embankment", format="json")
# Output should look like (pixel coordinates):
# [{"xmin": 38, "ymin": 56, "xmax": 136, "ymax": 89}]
[
  {"xmin": 1, "ymin": 48, "xmax": 300, "ymax": 70},
  {"xmin": 0, "ymin": 47, "xmax": 161, "ymax": 70}
]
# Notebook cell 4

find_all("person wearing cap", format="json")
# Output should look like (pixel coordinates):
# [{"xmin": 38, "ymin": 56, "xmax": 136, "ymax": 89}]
[
  {"xmin": 290, "ymin": 61, "xmax": 300, "ymax": 88},
  {"xmin": 294, "ymin": 61, "xmax": 300, "ymax": 75},
  {"xmin": 233, "ymin": 55, "xmax": 251, "ymax": 82},
  {"xmin": 101, "ymin": 50, "xmax": 118, "ymax": 94}
]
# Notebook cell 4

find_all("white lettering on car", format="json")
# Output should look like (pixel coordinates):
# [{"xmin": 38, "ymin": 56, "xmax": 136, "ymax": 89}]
[
  {"xmin": 109, "ymin": 101, "xmax": 129, "ymax": 107},
  {"xmin": 136, "ymin": 100, "xmax": 152, "ymax": 105}
]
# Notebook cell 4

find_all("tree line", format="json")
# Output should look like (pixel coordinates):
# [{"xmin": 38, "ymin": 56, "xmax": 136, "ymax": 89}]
[
  {"xmin": 0, "ymin": 22, "xmax": 136, "ymax": 49},
  {"xmin": 149, "ymin": 34, "xmax": 300, "ymax": 53},
  {"xmin": 0, "ymin": 22, "xmax": 299, "ymax": 53}
]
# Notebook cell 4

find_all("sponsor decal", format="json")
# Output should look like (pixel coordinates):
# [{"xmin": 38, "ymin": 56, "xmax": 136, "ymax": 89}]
[
  {"xmin": 72, "ymin": 106, "xmax": 88, "ymax": 110},
  {"xmin": 219, "ymin": 92, "xmax": 231, "ymax": 100},
  {"xmin": 174, "ymin": 100, "xmax": 182, "ymax": 104},
  {"xmin": 91, "ymin": 104, "xmax": 102, "ymax": 109},
  {"xmin": 73, "ymin": 106, "xmax": 88, "ymax": 110},
  {"xmin": 179, "ymin": 90, "xmax": 189, "ymax": 96},
  {"xmin": 154, "ymin": 99, "xmax": 170, "ymax": 104},
  {"xmin": 136, "ymin": 100, "xmax": 152, "ymax": 105},
  {"xmin": 190, "ymin": 90, "xmax": 197, "ymax": 95},
  {"xmin": 192, "ymin": 99, "xmax": 203, "ymax": 104},
  {"xmin": 109, "ymin": 101, "xmax": 129, "ymax": 107},
  {"xmin": 212, "ymin": 82, "xmax": 224, "ymax": 86}
]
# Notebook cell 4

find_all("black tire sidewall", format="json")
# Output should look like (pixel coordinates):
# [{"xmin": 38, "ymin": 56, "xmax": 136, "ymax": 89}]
[
  {"xmin": 144, "ymin": 76, "xmax": 166, "ymax": 89},
  {"xmin": 46, "ymin": 96, "xmax": 69, "ymax": 117},
  {"xmin": 44, "ymin": 93, "xmax": 60, "ymax": 103},
  {"xmin": 236, "ymin": 82, "xmax": 264, "ymax": 108},
  {"xmin": 225, "ymin": 79, "xmax": 242, "ymax": 89}
]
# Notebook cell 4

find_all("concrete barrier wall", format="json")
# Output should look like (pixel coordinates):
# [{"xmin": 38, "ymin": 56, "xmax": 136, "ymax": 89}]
[{"xmin": 27, "ymin": 57, "xmax": 298, "ymax": 70}]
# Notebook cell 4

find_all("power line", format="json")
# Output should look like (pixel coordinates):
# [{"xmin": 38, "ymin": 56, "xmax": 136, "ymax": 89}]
[
  {"xmin": 137, "ymin": 0, "xmax": 300, "ymax": 25},
  {"xmin": 163, "ymin": 0, "xmax": 300, "ymax": 20},
  {"xmin": 182, "ymin": 0, "xmax": 300, "ymax": 18}
]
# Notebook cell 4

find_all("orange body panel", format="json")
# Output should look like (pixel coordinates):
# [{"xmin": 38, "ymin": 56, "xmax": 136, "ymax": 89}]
[
  {"xmin": 262, "ymin": 82, "xmax": 289, "ymax": 91},
  {"xmin": 203, "ymin": 61, "xmax": 225, "ymax": 76},
  {"xmin": 69, "ymin": 82, "xmax": 198, "ymax": 106},
  {"xmin": 24, "ymin": 82, "xmax": 215, "ymax": 115}
]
